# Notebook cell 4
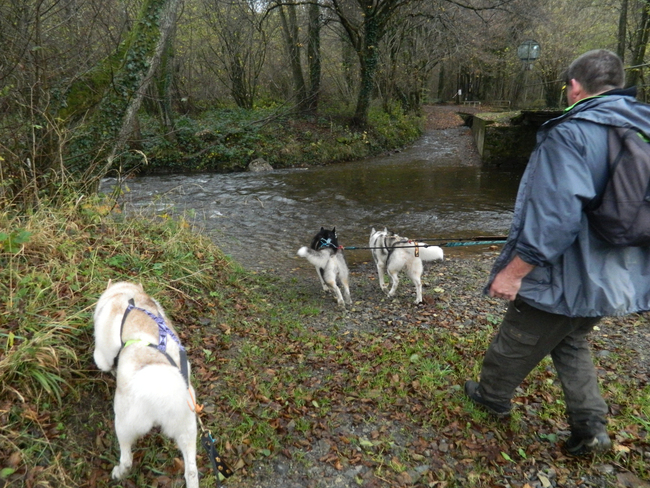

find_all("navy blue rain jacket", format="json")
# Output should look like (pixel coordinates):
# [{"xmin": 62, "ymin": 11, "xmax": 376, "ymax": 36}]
[{"xmin": 486, "ymin": 90, "xmax": 650, "ymax": 317}]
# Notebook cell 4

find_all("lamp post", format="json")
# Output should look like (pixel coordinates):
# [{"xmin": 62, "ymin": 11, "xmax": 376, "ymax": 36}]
[
  {"xmin": 517, "ymin": 40, "xmax": 541, "ymax": 69},
  {"xmin": 517, "ymin": 40, "xmax": 541, "ymax": 105}
]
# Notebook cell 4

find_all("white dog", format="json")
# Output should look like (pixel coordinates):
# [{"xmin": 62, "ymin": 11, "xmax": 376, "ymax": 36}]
[
  {"xmin": 297, "ymin": 227, "xmax": 351, "ymax": 307},
  {"xmin": 369, "ymin": 228, "xmax": 444, "ymax": 304},
  {"xmin": 93, "ymin": 281, "xmax": 198, "ymax": 488}
]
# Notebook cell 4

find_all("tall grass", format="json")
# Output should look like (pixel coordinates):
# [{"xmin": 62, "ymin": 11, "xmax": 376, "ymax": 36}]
[{"xmin": 0, "ymin": 196, "xmax": 234, "ymax": 486}]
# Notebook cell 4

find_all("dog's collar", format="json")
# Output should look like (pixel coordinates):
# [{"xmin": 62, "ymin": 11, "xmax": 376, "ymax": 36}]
[
  {"xmin": 317, "ymin": 237, "xmax": 337, "ymax": 250},
  {"xmin": 123, "ymin": 338, "xmax": 143, "ymax": 349}
]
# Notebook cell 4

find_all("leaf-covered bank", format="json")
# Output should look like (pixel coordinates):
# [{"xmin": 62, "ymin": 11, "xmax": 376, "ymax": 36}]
[{"xmin": 1, "ymin": 202, "xmax": 650, "ymax": 488}]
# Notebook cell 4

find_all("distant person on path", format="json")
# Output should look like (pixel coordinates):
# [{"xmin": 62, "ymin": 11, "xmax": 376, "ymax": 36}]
[{"xmin": 464, "ymin": 49, "xmax": 650, "ymax": 456}]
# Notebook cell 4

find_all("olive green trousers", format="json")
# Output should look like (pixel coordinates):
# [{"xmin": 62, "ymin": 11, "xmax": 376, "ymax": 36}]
[{"xmin": 477, "ymin": 298, "xmax": 608, "ymax": 437}]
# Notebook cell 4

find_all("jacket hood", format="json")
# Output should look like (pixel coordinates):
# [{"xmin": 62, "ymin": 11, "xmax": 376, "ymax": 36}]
[{"xmin": 545, "ymin": 92, "xmax": 650, "ymax": 136}]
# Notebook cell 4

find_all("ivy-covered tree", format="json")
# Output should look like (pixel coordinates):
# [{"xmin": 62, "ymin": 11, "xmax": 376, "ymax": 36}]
[
  {"xmin": 60, "ymin": 0, "xmax": 183, "ymax": 188},
  {"xmin": 329, "ymin": 0, "xmax": 402, "ymax": 126}
]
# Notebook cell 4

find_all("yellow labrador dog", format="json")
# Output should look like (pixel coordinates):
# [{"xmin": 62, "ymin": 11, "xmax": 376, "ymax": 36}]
[{"xmin": 93, "ymin": 281, "xmax": 198, "ymax": 488}]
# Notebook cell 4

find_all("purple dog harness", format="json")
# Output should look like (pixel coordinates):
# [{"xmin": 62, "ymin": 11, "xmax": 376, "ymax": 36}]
[
  {"xmin": 128, "ymin": 302, "xmax": 185, "ymax": 354},
  {"xmin": 114, "ymin": 298, "xmax": 189, "ymax": 386}
]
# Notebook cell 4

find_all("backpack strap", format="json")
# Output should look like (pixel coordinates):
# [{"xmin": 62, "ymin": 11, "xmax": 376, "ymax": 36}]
[{"xmin": 585, "ymin": 126, "xmax": 626, "ymax": 211}]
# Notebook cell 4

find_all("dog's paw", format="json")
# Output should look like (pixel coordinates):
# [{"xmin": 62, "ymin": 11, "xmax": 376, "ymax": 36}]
[{"xmin": 111, "ymin": 464, "xmax": 130, "ymax": 480}]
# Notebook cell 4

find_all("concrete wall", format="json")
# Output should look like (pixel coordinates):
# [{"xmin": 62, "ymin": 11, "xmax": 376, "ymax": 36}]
[{"xmin": 467, "ymin": 111, "xmax": 556, "ymax": 168}]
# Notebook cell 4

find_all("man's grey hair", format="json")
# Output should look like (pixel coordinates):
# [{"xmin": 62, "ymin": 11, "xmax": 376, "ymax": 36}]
[{"xmin": 566, "ymin": 49, "xmax": 625, "ymax": 94}]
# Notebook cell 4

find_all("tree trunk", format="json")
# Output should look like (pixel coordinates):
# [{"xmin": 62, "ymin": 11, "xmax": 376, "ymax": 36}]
[
  {"xmin": 278, "ymin": 3, "xmax": 308, "ymax": 111},
  {"xmin": 627, "ymin": 0, "xmax": 650, "ymax": 88},
  {"xmin": 617, "ymin": 0, "xmax": 629, "ymax": 60},
  {"xmin": 341, "ymin": 32, "xmax": 356, "ymax": 97},
  {"xmin": 352, "ymin": 9, "xmax": 380, "ymax": 126},
  {"xmin": 230, "ymin": 55, "xmax": 254, "ymax": 109},
  {"xmin": 307, "ymin": 1, "xmax": 322, "ymax": 114},
  {"xmin": 156, "ymin": 32, "xmax": 177, "ymax": 141},
  {"xmin": 437, "ymin": 64, "xmax": 445, "ymax": 101}
]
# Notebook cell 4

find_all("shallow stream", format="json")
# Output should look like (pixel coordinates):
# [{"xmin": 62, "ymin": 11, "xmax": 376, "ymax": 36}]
[{"xmin": 103, "ymin": 126, "xmax": 523, "ymax": 271}]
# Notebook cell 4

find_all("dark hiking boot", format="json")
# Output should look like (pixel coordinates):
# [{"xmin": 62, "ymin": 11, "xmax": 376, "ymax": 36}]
[
  {"xmin": 563, "ymin": 432, "xmax": 612, "ymax": 457},
  {"xmin": 464, "ymin": 380, "xmax": 512, "ymax": 417}
]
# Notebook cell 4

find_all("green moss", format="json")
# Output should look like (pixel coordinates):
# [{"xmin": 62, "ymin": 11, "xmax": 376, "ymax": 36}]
[
  {"xmin": 474, "ymin": 110, "xmax": 521, "ymax": 126},
  {"xmin": 62, "ymin": 0, "xmax": 169, "ymax": 174}
]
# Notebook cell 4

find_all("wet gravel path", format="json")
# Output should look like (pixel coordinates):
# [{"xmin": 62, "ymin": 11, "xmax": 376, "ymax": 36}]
[{"xmin": 229, "ymin": 252, "xmax": 650, "ymax": 488}]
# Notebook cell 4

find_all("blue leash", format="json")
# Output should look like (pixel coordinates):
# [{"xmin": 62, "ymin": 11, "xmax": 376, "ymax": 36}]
[
  {"xmin": 439, "ymin": 240, "xmax": 506, "ymax": 247},
  {"xmin": 344, "ymin": 240, "xmax": 506, "ymax": 250}
]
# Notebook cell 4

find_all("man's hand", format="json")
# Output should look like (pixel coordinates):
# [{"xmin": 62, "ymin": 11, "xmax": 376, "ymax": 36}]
[{"xmin": 489, "ymin": 255, "xmax": 535, "ymax": 301}]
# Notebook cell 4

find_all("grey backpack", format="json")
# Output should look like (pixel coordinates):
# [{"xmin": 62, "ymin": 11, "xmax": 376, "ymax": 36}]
[{"xmin": 587, "ymin": 126, "xmax": 650, "ymax": 246}]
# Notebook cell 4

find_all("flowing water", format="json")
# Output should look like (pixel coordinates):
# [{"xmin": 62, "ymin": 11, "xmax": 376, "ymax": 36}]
[{"xmin": 102, "ymin": 126, "xmax": 523, "ymax": 271}]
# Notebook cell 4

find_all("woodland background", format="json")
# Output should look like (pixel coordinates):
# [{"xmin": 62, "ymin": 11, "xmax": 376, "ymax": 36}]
[{"xmin": 1, "ymin": 0, "xmax": 650, "ymax": 205}]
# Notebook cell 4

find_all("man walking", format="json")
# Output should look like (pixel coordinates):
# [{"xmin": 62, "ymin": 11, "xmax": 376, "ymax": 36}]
[{"xmin": 465, "ymin": 49, "xmax": 650, "ymax": 456}]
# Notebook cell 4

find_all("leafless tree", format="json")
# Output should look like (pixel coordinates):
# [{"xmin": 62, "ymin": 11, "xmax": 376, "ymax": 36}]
[
  {"xmin": 200, "ymin": 0, "xmax": 268, "ymax": 109},
  {"xmin": 626, "ymin": 0, "xmax": 650, "ymax": 92}
]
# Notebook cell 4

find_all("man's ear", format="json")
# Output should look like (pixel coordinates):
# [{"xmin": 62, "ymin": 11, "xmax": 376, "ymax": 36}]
[{"xmin": 569, "ymin": 78, "xmax": 589, "ymax": 102}]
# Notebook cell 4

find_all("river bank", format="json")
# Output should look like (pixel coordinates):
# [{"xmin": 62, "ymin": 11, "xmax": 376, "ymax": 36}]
[{"xmin": 109, "ymin": 103, "xmax": 511, "ymax": 274}]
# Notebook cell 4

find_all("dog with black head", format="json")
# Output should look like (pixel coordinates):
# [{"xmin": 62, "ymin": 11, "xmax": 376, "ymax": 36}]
[{"xmin": 298, "ymin": 227, "xmax": 351, "ymax": 307}]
